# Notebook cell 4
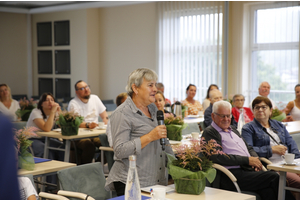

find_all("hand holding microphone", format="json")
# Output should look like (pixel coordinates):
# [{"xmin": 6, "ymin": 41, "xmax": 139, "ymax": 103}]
[{"xmin": 157, "ymin": 110, "xmax": 166, "ymax": 151}]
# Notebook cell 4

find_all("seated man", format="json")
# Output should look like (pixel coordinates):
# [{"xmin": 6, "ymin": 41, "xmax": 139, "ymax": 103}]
[
  {"xmin": 68, "ymin": 80, "xmax": 108, "ymax": 164},
  {"xmin": 204, "ymin": 89, "xmax": 237, "ymax": 128},
  {"xmin": 250, "ymin": 81, "xmax": 276, "ymax": 109},
  {"xmin": 201, "ymin": 101, "xmax": 294, "ymax": 200}
]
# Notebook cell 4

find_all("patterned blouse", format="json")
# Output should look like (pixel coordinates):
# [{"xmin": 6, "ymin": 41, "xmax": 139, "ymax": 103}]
[{"xmin": 182, "ymin": 99, "xmax": 203, "ymax": 116}]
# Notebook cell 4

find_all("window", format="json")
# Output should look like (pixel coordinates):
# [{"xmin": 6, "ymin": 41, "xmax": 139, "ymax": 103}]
[
  {"xmin": 158, "ymin": 2, "xmax": 223, "ymax": 104},
  {"xmin": 249, "ymin": 2, "xmax": 300, "ymax": 109}
]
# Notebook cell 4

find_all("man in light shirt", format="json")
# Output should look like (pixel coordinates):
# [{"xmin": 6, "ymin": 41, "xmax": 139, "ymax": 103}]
[
  {"xmin": 250, "ymin": 81, "xmax": 276, "ymax": 109},
  {"xmin": 201, "ymin": 101, "xmax": 294, "ymax": 200}
]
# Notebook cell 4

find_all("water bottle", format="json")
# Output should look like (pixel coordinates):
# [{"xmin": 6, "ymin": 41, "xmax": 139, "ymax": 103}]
[
  {"xmin": 164, "ymin": 103, "xmax": 171, "ymax": 112},
  {"xmin": 173, "ymin": 101, "xmax": 182, "ymax": 118},
  {"xmin": 237, "ymin": 108, "xmax": 245, "ymax": 133},
  {"xmin": 125, "ymin": 155, "xmax": 141, "ymax": 200}
]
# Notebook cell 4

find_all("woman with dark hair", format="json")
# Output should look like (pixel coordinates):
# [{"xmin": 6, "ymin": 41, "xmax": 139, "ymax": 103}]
[
  {"xmin": 26, "ymin": 93, "xmax": 63, "ymax": 159},
  {"xmin": 202, "ymin": 84, "xmax": 219, "ymax": 111},
  {"xmin": 242, "ymin": 96, "xmax": 300, "ymax": 199},
  {"xmin": 285, "ymin": 84, "xmax": 300, "ymax": 121},
  {"xmin": 181, "ymin": 84, "xmax": 203, "ymax": 116},
  {"xmin": 0, "ymin": 83, "xmax": 20, "ymax": 121}
]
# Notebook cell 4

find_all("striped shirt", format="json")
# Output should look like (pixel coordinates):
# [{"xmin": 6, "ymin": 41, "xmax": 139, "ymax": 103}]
[{"xmin": 105, "ymin": 96, "xmax": 174, "ymax": 191}]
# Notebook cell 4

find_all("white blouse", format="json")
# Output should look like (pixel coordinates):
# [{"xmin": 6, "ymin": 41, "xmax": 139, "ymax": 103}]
[{"xmin": 0, "ymin": 100, "xmax": 20, "ymax": 121}]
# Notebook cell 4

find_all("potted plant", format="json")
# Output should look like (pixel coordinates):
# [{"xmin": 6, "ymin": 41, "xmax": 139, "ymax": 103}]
[
  {"xmin": 271, "ymin": 108, "xmax": 286, "ymax": 122},
  {"xmin": 56, "ymin": 110, "xmax": 84, "ymax": 136},
  {"xmin": 164, "ymin": 114, "xmax": 187, "ymax": 141},
  {"xmin": 166, "ymin": 138, "xmax": 227, "ymax": 195},
  {"xmin": 15, "ymin": 98, "xmax": 37, "ymax": 121},
  {"xmin": 14, "ymin": 127, "xmax": 38, "ymax": 170}
]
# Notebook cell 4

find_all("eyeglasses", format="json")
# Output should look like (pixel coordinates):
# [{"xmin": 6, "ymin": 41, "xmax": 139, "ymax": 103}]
[
  {"xmin": 76, "ymin": 85, "xmax": 90, "ymax": 91},
  {"xmin": 214, "ymin": 113, "xmax": 232, "ymax": 119},
  {"xmin": 234, "ymin": 99, "xmax": 245, "ymax": 102},
  {"xmin": 254, "ymin": 105, "xmax": 268, "ymax": 111}
]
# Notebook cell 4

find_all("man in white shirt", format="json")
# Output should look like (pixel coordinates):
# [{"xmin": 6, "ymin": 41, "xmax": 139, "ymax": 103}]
[
  {"xmin": 68, "ymin": 80, "xmax": 108, "ymax": 164},
  {"xmin": 250, "ymin": 82, "xmax": 276, "ymax": 109}
]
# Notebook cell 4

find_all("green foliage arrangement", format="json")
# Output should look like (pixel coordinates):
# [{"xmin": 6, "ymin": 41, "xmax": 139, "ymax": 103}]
[
  {"xmin": 164, "ymin": 114, "xmax": 187, "ymax": 141},
  {"xmin": 56, "ymin": 110, "xmax": 84, "ymax": 136}
]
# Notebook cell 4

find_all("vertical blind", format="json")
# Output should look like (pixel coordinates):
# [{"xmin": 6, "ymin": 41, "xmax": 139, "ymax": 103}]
[{"xmin": 157, "ymin": 1, "xmax": 223, "ymax": 104}]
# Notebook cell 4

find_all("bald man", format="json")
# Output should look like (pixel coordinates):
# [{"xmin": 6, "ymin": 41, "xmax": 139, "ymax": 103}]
[{"xmin": 250, "ymin": 82, "xmax": 276, "ymax": 109}]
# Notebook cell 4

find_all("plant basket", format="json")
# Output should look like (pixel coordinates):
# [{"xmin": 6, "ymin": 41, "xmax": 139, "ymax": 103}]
[
  {"xmin": 18, "ymin": 148, "xmax": 35, "ymax": 171},
  {"xmin": 61, "ymin": 124, "xmax": 79, "ymax": 136},
  {"xmin": 174, "ymin": 177, "xmax": 206, "ymax": 195},
  {"xmin": 166, "ymin": 124, "xmax": 187, "ymax": 141}
]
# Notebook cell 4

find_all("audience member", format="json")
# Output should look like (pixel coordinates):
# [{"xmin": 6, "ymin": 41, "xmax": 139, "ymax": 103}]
[
  {"xmin": 105, "ymin": 68, "xmax": 174, "ymax": 196},
  {"xmin": 68, "ymin": 80, "xmax": 108, "ymax": 164},
  {"xmin": 250, "ymin": 81, "xmax": 276, "ymax": 109},
  {"xmin": 285, "ymin": 84, "xmax": 300, "ymax": 121},
  {"xmin": 242, "ymin": 96, "xmax": 300, "ymax": 199},
  {"xmin": 201, "ymin": 101, "xmax": 294, "ymax": 200},
  {"xmin": 204, "ymin": 89, "xmax": 223, "ymax": 127},
  {"xmin": 0, "ymin": 114, "xmax": 20, "ymax": 200},
  {"xmin": 18, "ymin": 177, "xmax": 38, "ymax": 200},
  {"xmin": 0, "ymin": 83, "xmax": 20, "ymax": 121},
  {"xmin": 106, "ymin": 92, "xmax": 128, "ymax": 147},
  {"xmin": 156, "ymin": 82, "xmax": 171, "ymax": 104},
  {"xmin": 155, "ymin": 91, "xmax": 174, "ymax": 117},
  {"xmin": 232, "ymin": 94, "xmax": 253, "ymax": 123},
  {"xmin": 202, "ymin": 84, "xmax": 219, "ymax": 111},
  {"xmin": 26, "ymin": 93, "xmax": 64, "ymax": 160},
  {"xmin": 182, "ymin": 84, "xmax": 203, "ymax": 116}
]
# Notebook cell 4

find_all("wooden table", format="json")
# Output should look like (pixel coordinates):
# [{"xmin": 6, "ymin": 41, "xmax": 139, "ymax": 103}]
[
  {"xmin": 37, "ymin": 128, "xmax": 106, "ymax": 162},
  {"xmin": 267, "ymin": 159, "xmax": 300, "ymax": 200},
  {"xmin": 141, "ymin": 187, "xmax": 255, "ymax": 200},
  {"xmin": 285, "ymin": 121, "xmax": 300, "ymax": 134}
]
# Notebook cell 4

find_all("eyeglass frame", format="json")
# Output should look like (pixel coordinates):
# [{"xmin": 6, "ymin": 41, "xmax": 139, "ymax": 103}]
[
  {"xmin": 213, "ymin": 112, "xmax": 232, "ymax": 119},
  {"xmin": 254, "ymin": 105, "xmax": 269, "ymax": 111},
  {"xmin": 76, "ymin": 85, "xmax": 90, "ymax": 91}
]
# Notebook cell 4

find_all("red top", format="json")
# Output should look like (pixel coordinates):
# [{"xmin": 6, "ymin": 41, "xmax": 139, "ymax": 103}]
[{"xmin": 232, "ymin": 107, "xmax": 254, "ymax": 123}]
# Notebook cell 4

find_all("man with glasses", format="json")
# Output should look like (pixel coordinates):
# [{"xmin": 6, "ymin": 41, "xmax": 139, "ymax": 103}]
[
  {"xmin": 204, "ymin": 89, "xmax": 237, "ymax": 128},
  {"xmin": 201, "ymin": 101, "xmax": 294, "ymax": 200},
  {"xmin": 68, "ymin": 80, "xmax": 108, "ymax": 164},
  {"xmin": 232, "ymin": 94, "xmax": 253, "ymax": 123}
]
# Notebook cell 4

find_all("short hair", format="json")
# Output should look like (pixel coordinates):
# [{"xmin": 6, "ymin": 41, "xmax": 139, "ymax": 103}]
[
  {"xmin": 0, "ymin": 83, "xmax": 12, "ymax": 102},
  {"xmin": 232, "ymin": 94, "xmax": 245, "ymax": 102},
  {"xmin": 155, "ymin": 90, "xmax": 165, "ymax": 101},
  {"xmin": 125, "ymin": 68, "xmax": 158, "ymax": 97},
  {"xmin": 259, "ymin": 81, "xmax": 270, "ymax": 89},
  {"xmin": 37, "ymin": 92, "xmax": 56, "ymax": 119},
  {"xmin": 212, "ymin": 101, "xmax": 232, "ymax": 113},
  {"xmin": 186, "ymin": 84, "xmax": 197, "ymax": 92},
  {"xmin": 74, "ymin": 80, "xmax": 84, "ymax": 90},
  {"xmin": 205, "ymin": 84, "xmax": 219, "ymax": 99},
  {"xmin": 156, "ymin": 83, "xmax": 164, "ymax": 89},
  {"xmin": 251, "ymin": 96, "xmax": 272, "ymax": 110},
  {"xmin": 116, "ymin": 92, "xmax": 127, "ymax": 107},
  {"xmin": 209, "ymin": 89, "xmax": 220, "ymax": 99}
]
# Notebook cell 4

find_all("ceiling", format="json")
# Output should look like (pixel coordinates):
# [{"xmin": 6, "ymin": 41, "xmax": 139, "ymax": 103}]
[{"xmin": 0, "ymin": 1, "xmax": 150, "ymax": 14}]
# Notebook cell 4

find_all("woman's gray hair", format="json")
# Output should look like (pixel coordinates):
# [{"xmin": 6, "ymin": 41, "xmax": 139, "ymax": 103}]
[
  {"xmin": 125, "ymin": 68, "xmax": 158, "ymax": 97},
  {"xmin": 212, "ymin": 101, "xmax": 232, "ymax": 113},
  {"xmin": 232, "ymin": 94, "xmax": 244, "ymax": 102}
]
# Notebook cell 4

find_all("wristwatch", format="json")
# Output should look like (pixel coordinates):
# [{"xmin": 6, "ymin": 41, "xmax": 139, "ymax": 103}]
[{"xmin": 86, "ymin": 122, "xmax": 90, "ymax": 128}]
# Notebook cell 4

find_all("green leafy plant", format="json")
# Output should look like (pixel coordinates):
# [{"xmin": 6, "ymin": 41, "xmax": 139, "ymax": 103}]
[
  {"xmin": 164, "ymin": 115, "xmax": 187, "ymax": 141},
  {"xmin": 56, "ymin": 110, "xmax": 84, "ymax": 127},
  {"xmin": 15, "ymin": 98, "xmax": 38, "ymax": 121},
  {"xmin": 271, "ymin": 108, "xmax": 286, "ymax": 122}
]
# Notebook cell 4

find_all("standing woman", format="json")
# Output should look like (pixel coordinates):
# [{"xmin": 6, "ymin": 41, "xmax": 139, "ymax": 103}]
[
  {"xmin": 0, "ymin": 84, "xmax": 20, "ymax": 121},
  {"xmin": 181, "ymin": 84, "xmax": 203, "ymax": 116},
  {"xmin": 105, "ymin": 68, "xmax": 174, "ymax": 196},
  {"xmin": 202, "ymin": 84, "xmax": 219, "ymax": 112},
  {"xmin": 26, "ymin": 93, "xmax": 64, "ymax": 160},
  {"xmin": 285, "ymin": 84, "xmax": 300, "ymax": 121}
]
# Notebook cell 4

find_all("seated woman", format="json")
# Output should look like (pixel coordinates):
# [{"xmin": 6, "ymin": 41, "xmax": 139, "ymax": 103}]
[
  {"xmin": 242, "ymin": 96, "xmax": 300, "ymax": 199},
  {"xmin": 26, "ymin": 92, "xmax": 64, "ymax": 160},
  {"xmin": 155, "ymin": 91, "xmax": 175, "ymax": 117},
  {"xmin": 105, "ymin": 68, "xmax": 174, "ymax": 196},
  {"xmin": 285, "ymin": 84, "xmax": 300, "ymax": 121},
  {"xmin": 0, "ymin": 84, "xmax": 20, "ymax": 121},
  {"xmin": 181, "ymin": 84, "xmax": 203, "ymax": 116},
  {"xmin": 231, "ymin": 94, "xmax": 253, "ymax": 123},
  {"xmin": 202, "ymin": 84, "xmax": 219, "ymax": 112}
]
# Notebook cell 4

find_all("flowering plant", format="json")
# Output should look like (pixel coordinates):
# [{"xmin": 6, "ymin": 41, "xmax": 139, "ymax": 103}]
[
  {"xmin": 14, "ymin": 127, "xmax": 38, "ymax": 170},
  {"xmin": 166, "ymin": 137, "xmax": 227, "ymax": 194},
  {"xmin": 15, "ymin": 98, "xmax": 37, "ymax": 121},
  {"xmin": 56, "ymin": 110, "xmax": 84, "ymax": 136},
  {"xmin": 271, "ymin": 108, "xmax": 286, "ymax": 122},
  {"xmin": 164, "ymin": 115, "xmax": 187, "ymax": 141}
]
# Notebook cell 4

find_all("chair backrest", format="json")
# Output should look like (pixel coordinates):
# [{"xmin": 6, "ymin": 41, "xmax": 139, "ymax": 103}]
[
  {"xmin": 98, "ymin": 134, "xmax": 115, "ymax": 171},
  {"xmin": 182, "ymin": 123, "xmax": 201, "ymax": 135},
  {"xmin": 57, "ymin": 162, "xmax": 111, "ymax": 200},
  {"xmin": 199, "ymin": 121, "xmax": 206, "ymax": 131},
  {"xmin": 12, "ymin": 121, "xmax": 27, "ymax": 130},
  {"xmin": 12, "ymin": 94, "xmax": 28, "ymax": 101}
]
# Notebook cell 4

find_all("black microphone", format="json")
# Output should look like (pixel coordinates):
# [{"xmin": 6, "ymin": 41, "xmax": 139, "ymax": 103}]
[{"xmin": 157, "ymin": 110, "xmax": 166, "ymax": 151}]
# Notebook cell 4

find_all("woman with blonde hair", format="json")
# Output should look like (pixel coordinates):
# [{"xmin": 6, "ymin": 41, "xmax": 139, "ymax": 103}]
[{"xmin": 0, "ymin": 84, "xmax": 20, "ymax": 121}]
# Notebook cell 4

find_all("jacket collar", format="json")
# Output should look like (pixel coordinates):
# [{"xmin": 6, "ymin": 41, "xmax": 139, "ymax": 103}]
[{"xmin": 253, "ymin": 118, "xmax": 279, "ymax": 133}]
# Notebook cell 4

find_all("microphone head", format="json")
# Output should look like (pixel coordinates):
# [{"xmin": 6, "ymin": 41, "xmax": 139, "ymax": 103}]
[{"xmin": 157, "ymin": 110, "xmax": 164, "ymax": 121}]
